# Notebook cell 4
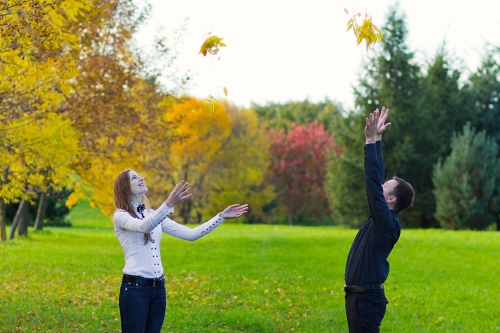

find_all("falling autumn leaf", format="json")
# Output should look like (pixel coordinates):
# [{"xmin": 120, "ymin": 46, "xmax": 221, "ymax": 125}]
[
  {"xmin": 344, "ymin": 9, "xmax": 383, "ymax": 51},
  {"xmin": 198, "ymin": 35, "xmax": 227, "ymax": 57}
]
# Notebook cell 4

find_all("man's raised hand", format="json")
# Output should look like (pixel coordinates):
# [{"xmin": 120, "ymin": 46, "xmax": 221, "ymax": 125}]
[
  {"xmin": 376, "ymin": 106, "xmax": 391, "ymax": 139},
  {"xmin": 365, "ymin": 111, "xmax": 379, "ymax": 143}
]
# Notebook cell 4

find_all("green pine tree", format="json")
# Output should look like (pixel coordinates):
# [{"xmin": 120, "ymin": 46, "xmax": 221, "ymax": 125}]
[
  {"xmin": 469, "ymin": 53, "xmax": 500, "ymax": 146},
  {"xmin": 410, "ymin": 50, "xmax": 477, "ymax": 227},
  {"xmin": 433, "ymin": 123, "xmax": 500, "ymax": 230},
  {"xmin": 327, "ymin": 113, "xmax": 368, "ymax": 226}
]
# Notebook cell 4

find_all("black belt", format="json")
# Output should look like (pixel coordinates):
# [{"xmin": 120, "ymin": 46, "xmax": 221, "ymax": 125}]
[
  {"xmin": 122, "ymin": 274, "xmax": 166, "ymax": 287},
  {"xmin": 344, "ymin": 284, "xmax": 384, "ymax": 293}
]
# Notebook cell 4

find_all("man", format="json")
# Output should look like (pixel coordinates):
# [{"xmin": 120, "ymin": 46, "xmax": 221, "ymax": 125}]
[{"xmin": 344, "ymin": 107, "xmax": 415, "ymax": 332}]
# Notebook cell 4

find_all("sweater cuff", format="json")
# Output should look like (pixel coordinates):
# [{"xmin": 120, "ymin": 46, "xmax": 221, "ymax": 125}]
[
  {"xmin": 199, "ymin": 213, "xmax": 225, "ymax": 235},
  {"xmin": 149, "ymin": 202, "xmax": 175, "ymax": 228}
]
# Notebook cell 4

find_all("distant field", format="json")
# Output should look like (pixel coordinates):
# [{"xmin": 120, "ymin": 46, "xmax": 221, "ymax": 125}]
[{"xmin": 0, "ymin": 202, "xmax": 499, "ymax": 332}]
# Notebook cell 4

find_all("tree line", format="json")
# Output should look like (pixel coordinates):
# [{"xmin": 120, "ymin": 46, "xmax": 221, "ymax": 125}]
[{"xmin": 2, "ymin": 3, "xmax": 499, "ymax": 240}]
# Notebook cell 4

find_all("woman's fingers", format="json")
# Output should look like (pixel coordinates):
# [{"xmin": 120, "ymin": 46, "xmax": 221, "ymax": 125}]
[
  {"xmin": 175, "ymin": 180, "xmax": 185, "ymax": 191},
  {"xmin": 173, "ymin": 181, "xmax": 189, "ymax": 194},
  {"xmin": 220, "ymin": 204, "xmax": 249, "ymax": 219},
  {"xmin": 239, "ymin": 204, "xmax": 249, "ymax": 211}
]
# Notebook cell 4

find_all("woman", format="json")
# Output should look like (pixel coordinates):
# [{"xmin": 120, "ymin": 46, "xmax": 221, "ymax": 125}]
[{"xmin": 113, "ymin": 169, "xmax": 248, "ymax": 333}]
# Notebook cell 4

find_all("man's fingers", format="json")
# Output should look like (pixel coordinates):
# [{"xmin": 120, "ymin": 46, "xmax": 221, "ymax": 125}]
[
  {"xmin": 377, "ymin": 123, "xmax": 391, "ymax": 134},
  {"xmin": 381, "ymin": 107, "xmax": 389, "ymax": 119}
]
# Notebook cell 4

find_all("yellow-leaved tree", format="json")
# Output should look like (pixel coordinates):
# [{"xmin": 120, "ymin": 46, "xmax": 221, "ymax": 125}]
[
  {"xmin": 1, "ymin": 113, "xmax": 80, "ymax": 239},
  {"xmin": 1, "ymin": 0, "xmax": 188, "ymax": 236},
  {"xmin": 202, "ymin": 105, "xmax": 275, "ymax": 223},
  {"xmin": 147, "ymin": 97, "xmax": 274, "ymax": 224},
  {"xmin": 0, "ymin": 0, "xmax": 89, "ymax": 240},
  {"xmin": 61, "ymin": 0, "xmax": 187, "ymax": 217},
  {"xmin": 0, "ymin": 0, "xmax": 89, "ymax": 119}
]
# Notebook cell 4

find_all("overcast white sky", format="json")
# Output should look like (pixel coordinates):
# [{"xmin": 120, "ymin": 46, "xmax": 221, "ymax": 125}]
[{"xmin": 134, "ymin": 0, "xmax": 500, "ymax": 110}]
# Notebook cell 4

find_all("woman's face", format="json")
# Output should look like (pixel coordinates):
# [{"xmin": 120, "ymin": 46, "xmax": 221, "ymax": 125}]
[{"xmin": 129, "ymin": 170, "xmax": 148, "ymax": 196}]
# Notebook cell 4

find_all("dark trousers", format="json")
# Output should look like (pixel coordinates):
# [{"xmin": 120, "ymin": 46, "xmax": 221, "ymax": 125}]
[
  {"xmin": 119, "ymin": 280, "xmax": 167, "ymax": 333},
  {"xmin": 345, "ymin": 289, "xmax": 388, "ymax": 333}
]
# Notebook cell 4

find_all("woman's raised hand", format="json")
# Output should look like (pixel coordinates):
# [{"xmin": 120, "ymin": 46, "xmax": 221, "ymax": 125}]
[
  {"xmin": 220, "ymin": 204, "xmax": 249, "ymax": 219},
  {"xmin": 165, "ymin": 180, "xmax": 192, "ymax": 207}
]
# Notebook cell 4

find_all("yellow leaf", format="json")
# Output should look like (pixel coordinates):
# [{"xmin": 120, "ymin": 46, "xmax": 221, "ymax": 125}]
[
  {"xmin": 356, "ymin": 35, "xmax": 363, "ymax": 45},
  {"xmin": 345, "ymin": 9, "xmax": 383, "ymax": 52},
  {"xmin": 223, "ymin": 86, "xmax": 228, "ymax": 96},
  {"xmin": 198, "ymin": 35, "xmax": 227, "ymax": 57}
]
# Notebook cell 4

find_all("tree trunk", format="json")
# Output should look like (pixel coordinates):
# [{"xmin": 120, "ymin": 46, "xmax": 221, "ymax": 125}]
[
  {"xmin": 9, "ymin": 199, "xmax": 28, "ymax": 240},
  {"xmin": 0, "ymin": 198, "xmax": 6, "ymax": 242},
  {"xmin": 181, "ymin": 166, "xmax": 190, "ymax": 224},
  {"xmin": 18, "ymin": 200, "xmax": 30, "ymax": 236},
  {"xmin": 289, "ymin": 214, "xmax": 294, "ymax": 226},
  {"xmin": 34, "ymin": 193, "xmax": 48, "ymax": 231},
  {"xmin": 180, "ymin": 200, "xmax": 192, "ymax": 224}
]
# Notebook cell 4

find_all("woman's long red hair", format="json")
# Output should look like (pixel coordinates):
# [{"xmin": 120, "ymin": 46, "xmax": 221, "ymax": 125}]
[{"xmin": 113, "ymin": 169, "xmax": 152, "ymax": 244}]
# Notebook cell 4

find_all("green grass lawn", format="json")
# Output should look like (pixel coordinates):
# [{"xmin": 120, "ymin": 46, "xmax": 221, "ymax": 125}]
[{"xmin": 1, "ymin": 202, "xmax": 499, "ymax": 332}]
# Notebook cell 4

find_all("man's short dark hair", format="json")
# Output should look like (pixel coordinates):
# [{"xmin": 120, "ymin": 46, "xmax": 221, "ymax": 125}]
[{"xmin": 391, "ymin": 176, "xmax": 414, "ymax": 212}]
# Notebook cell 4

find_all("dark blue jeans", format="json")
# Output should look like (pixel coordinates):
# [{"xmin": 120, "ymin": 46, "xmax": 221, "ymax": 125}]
[
  {"xmin": 119, "ymin": 280, "xmax": 167, "ymax": 333},
  {"xmin": 345, "ymin": 289, "xmax": 388, "ymax": 333}
]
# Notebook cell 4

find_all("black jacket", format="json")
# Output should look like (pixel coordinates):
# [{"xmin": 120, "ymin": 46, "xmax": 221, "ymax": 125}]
[{"xmin": 344, "ymin": 141, "xmax": 401, "ymax": 285}]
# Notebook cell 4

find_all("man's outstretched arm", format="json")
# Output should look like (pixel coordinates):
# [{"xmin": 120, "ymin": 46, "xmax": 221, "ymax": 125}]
[{"xmin": 364, "ymin": 109, "xmax": 393, "ymax": 227}]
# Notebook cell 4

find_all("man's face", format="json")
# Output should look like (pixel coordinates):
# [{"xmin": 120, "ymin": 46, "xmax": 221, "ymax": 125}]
[{"xmin": 382, "ymin": 179, "xmax": 397, "ymax": 203}]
